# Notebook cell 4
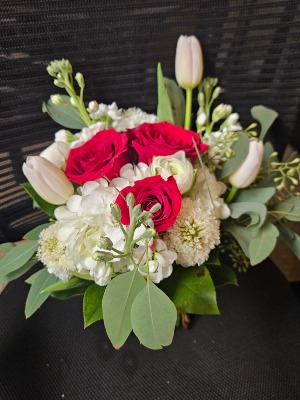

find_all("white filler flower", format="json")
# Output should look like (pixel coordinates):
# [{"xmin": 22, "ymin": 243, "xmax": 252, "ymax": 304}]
[{"xmin": 163, "ymin": 198, "xmax": 220, "ymax": 267}]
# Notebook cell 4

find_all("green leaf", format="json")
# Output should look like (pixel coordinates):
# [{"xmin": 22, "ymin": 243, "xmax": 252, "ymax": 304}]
[
  {"xmin": 206, "ymin": 264, "xmax": 238, "ymax": 287},
  {"xmin": 102, "ymin": 269, "xmax": 146, "ymax": 349},
  {"xmin": 216, "ymin": 132, "xmax": 249, "ymax": 179},
  {"xmin": 42, "ymin": 95, "xmax": 86, "ymax": 129},
  {"xmin": 0, "ymin": 241, "xmax": 38, "ymax": 276},
  {"xmin": 41, "ymin": 276, "xmax": 84, "ymax": 293},
  {"xmin": 223, "ymin": 224, "xmax": 251, "ymax": 257},
  {"xmin": 206, "ymin": 248, "xmax": 221, "ymax": 266},
  {"xmin": 163, "ymin": 77, "xmax": 185, "ymax": 127},
  {"xmin": 25, "ymin": 268, "xmax": 58, "ymax": 318},
  {"xmin": 229, "ymin": 202, "xmax": 267, "ymax": 230},
  {"xmin": 24, "ymin": 223, "xmax": 53, "ymax": 240},
  {"xmin": 156, "ymin": 63, "xmax": 174, "ymax": 123},
  {"xmin": 276, "ymin": 224, "xmax": 300, "ymax": 260},
  {"xmin": 235, "ymin": 187, "xmax": 276, "ymax": 204},
  {"xmin": 0, "ymin": 257, "xmax": 39, "ymax": 284},
  {"xmin": 249, "ymin": 221, "xmax": 279, "ymax": 265},
  {"xmin": 160, "ymin": 266, "xmax": 219, "ymax": 315},
  {"xmin": 0, "ymin": 242, "xmax": 15, "ymax": 254},
  {"xmin": 269, "ymin": 197, "xmax": 300, "ymax": 221},
  {"xmin": 21, "ymin": 182, "xmax": 57, "ymax": 218},
  {"xmin": 50, "ymin": 283, "xmax": 91, "ymax": 299},
  {"xmin": 83, "ymin": 284, "xmax": 106, "ymax": 328},
  {"xmin": 251, "ymin": 105, "xmax": 278, "ymax": 141},
  {"xmin": 131, "ymin": 280, "xmax": 177, "ymax": 350}
]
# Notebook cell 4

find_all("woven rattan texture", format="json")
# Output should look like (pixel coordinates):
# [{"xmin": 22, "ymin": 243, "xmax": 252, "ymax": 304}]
[
  {"xmin": 1, "ymin": 260, "xmax": 300, "ymax": 399},
  {"xmin": 1, "ymin": 0, "xmax": 300, "ymax": 241}
]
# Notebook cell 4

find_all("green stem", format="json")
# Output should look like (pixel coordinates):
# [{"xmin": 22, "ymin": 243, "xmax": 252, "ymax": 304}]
[
  {"xmin": 225, "ymin": 187, "xmax": 238, "ymax": 203},
  {"xmin": 184, "ymin": 88, "xmax": 193, "ymax": 130}
]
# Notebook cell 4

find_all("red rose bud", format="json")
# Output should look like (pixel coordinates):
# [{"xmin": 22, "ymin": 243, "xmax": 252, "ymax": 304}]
[
  {"xmin": 127, "ymin": 122, "xmax": 208, "ymax": 164},
  {"xmin": 115, "ymin": 175, "xmax": 182, "ymax": 233},
  {"xmin": 65, "ymin": 129, "xmax": 129, "ymax": 184}
]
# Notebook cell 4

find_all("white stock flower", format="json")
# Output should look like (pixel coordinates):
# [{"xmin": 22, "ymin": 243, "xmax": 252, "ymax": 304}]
[
  {"xmin": 189, "ymin": 165, "xmax": 230, "ymax": 219},
  {"xmin": 112, "ymin": 107, "xmax": 158, "ymax": 132},
  {"xmin": 163, "ymin": 198, "xmax": 220, "ymax": 267},
  {"xmin": 70, "ymin": 122, "xmax": 107, "ymax": 148},
  {"xmin": 148, "ymin": 151, "xmax": 194, "ymax": 194},
  {"xmin": 132, "ymin": 239, "xmax": 177, "ymax": 283}
]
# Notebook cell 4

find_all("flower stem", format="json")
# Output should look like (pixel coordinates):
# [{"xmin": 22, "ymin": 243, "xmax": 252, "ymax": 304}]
[
  {"xmin": 184, "ymin": 88, "xmax": 193, "ymax": 130},
  {"xmin": 225, "ymin": 187, "xmax": 238, "ymax": 203}
]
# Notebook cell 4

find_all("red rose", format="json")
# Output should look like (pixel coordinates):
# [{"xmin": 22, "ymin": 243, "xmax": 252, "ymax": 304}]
[
  {"xmin": 65, "ymin": 129, "xmax": 129, "ymax": 184},
  {"xmin": 127, "ymin": 121, "xmax": 208, "ymax": 164},
  {"xmin": 115, "ymin": 175, "xmax": 181, "ymax": 233}
]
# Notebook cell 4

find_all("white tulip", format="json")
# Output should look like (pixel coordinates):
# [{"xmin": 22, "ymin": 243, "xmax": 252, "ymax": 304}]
[
  {"xmin": 22, "ymin": 156, "xmax": 74, "ymax": 205},
  {"xmin": 229, "ymin": 140, "xmax": 264, "ymax": 188},
  {"xmin": 40, "ymin": 141, "xmax": 70, "ymax": 168},
  {"xmin": 175, "ymin": 35, "xmax": 203, "ymax": 89}
]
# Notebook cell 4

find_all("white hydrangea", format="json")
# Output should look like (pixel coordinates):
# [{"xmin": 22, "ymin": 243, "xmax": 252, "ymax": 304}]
[
  {"xmin": 163, "ymin": 198, "xmax": 220, "ymax": 267},
  {"xmin": 131, "ymin": 239, "xmax": 177, "ymax": 283},
  {"xmin": 189, "ymin": 165, "xmax": 230, "ymax": 219}
]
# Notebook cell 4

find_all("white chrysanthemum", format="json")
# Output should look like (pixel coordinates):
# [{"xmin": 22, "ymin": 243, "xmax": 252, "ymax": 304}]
[
  {"xmin": 37, "ymin": 223, "xmax": 74, "ymax": 281},
  {"xmin": 189, "ymin": 165, "xmax": 230, "ymax": 219},
  {"xmin": 163, "ymin": 198, "xmax": 220, "ymax": 267},
  {"xmin": 131, "ymin": 239, "xmax": 177, "ymax": 283}
]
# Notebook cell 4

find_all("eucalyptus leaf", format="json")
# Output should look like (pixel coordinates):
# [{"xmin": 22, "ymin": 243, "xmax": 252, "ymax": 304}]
[
  {"xmin": 0, "ymin": 242, "xmax": 15, "ymax": 254},
  {"xmin": 41, "ymin": 276, "xmax": 84, "ymax": 293},
  {"xmin": 156, "ymin": 63, "xmax": 174, "ymax": 123},
  {"xmin": 131, "ymin": 280, "xmax": 177, "ymax": 350},
  {"xmin": 235, "ymin": 187, "xmax": 276, "ymax": 204},
  {"xmin": 251, "ymin": 105, "xmax": 278, "ymax": 141},
  {"xmin": 0, "ymin": 257, "xmax": 39, "ymax": 284},
  {"xmin": 229, "ymin": 202, "xmax": 267, "ymax": 231},
  {"xmin": 83, "ymin": 284, "xmax": 106, "ymax": 328},
  {"xmin": 25, "ymin": 268, "xmax": 58, "ymax": 318},
  {"xmin": 216, "ymin": 132, "xmax": 249, "ymax": 179},
  {"xmin": 21, "ymin": 183, "xmax": 57, "ymax": 218},
  {"xmin": 159, "ymin": 266, "xmax": 219, "ymax": 315},
  {"xmin": 102, "ymin": 269, "xmax": 146, "ymax": 349},
  {"xmin": 0, "ymin": 241, "xmax": 38, "ymax": 276},
  {"xmin": 24, "ymin": 223, "xmax": 53, "ymax": 240},
  {"xmin": 164, "ymin": 77, "xmax": 185, "ymax": 127},
  {"xmin": 269, "ymin": 197, "xmax": 300, "ymax": 222},
  {"xmin": 223, "ymin": 224, "xmax": 251, "ymax": 257},
  {"xmin": 42, "ymin": 95, "xmax": 86, "ymax": 129},
  {"xmin": 249, "ymin": 221, "xmax": 279, "ymax": 265}
]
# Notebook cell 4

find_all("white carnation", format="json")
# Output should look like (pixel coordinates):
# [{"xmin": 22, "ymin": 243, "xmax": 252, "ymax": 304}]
[
  {"xmin": 163, "ymin": 198, "xmax": 220, "ymax": 267},
  {"xmin": 112, "ymin": 107, "xmax": 158, "ymax": 132}
]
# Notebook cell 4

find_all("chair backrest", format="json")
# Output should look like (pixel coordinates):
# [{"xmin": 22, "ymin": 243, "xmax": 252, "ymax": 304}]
[{"xmin": 1, "ymin": 0, "xmax": 300, "ymax": 242}]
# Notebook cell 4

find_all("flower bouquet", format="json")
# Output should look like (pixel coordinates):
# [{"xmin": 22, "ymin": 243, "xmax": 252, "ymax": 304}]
[{"xmin": 1, "ymin": 36, "xmax": 299, "ymax": 350}]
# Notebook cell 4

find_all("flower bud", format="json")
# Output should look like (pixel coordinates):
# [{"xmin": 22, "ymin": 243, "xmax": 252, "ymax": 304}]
[
  {"xmin": 75, "ymin": 72, "xmax": 85, "ymax": 88},
  {"xmin": 93, "ymin": 251, "xmax": 114, "ymax": 262},
  {"xmin": 196, "ymin": 112, "xmax": 206, "ymax": 127},
  {"xmin": 51, "ymin": 94, "xmax": 68, "ymax": 106},
  {"xmin": 212, "ymin": 104, "xmax": 232, "ymax": 122},
  {"xmin": 175, "ymin": 35, "xmax": 203, "ymax": 89},
  {"xmin": 22, "ymin": 156, "xmax": 74, "ymax": 205},
  {"xmin": 97, "ymin": 237, "xmax": 114, "ymax": 250},
  {"xmin": 88, "ymin": 101, "xmax": 99, "ymax": 113},
  {"xmin": 228, "ymin": 140, "xmax": 264, "ymax": 188}
]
